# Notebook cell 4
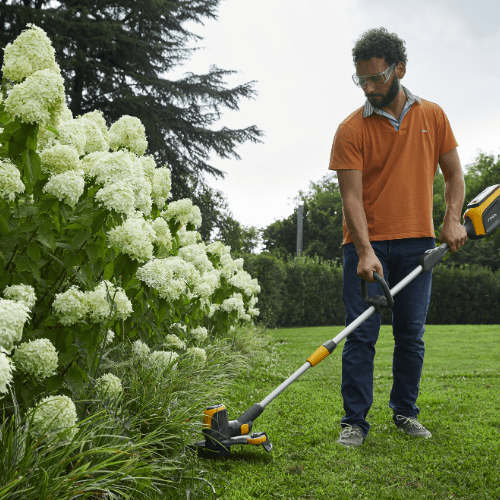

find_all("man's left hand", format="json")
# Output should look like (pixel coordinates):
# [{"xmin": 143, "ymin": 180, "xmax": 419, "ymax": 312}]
[{"xmin": 439, "ymin": 220, "xmax": 468, "ymax": 253}]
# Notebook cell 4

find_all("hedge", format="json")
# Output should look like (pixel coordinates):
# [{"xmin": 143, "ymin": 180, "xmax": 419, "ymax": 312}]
[{"xmin": 243, "ymin": 254, "xmax": 500, "ymax": 327}]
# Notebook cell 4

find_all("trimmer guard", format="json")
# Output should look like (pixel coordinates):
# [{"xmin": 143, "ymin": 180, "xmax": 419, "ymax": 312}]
[{"xmin": 196, "ymin": 403, "xmax": 272, "ymax": 457}]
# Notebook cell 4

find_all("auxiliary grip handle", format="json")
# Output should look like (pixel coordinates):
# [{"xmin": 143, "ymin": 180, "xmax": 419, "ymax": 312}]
[
  {"xmin": 417, "ymin": 243, "xmax": 449, "ymax": 273},
  {"xmin": 361, "ymin": 272, "xmax": 394, "ymax": 314}
]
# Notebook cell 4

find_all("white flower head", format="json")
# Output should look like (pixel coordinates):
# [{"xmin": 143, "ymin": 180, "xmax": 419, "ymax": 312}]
[
  {"xmin": 3, "ymin": 284, "xmax": 36, "ymax": 310},
  {"xmin": 152, "ymin": 217, "xmax": 172, "ymax": 250},
  {"xmin": 221, "ymin": 293, "xmax": 246, "ymax": 319},
  {"xmin": 186, "ymin": 347, "xmax": 207, "ymax": 363},
  {"xmin": 178, "ymin": 243, "xmax": 214, "ymax": 274},
  {"xmin": 5, "ymin": 69, "xmax": 65, "ymax": 126},
  {"xmin": 77, "ymin": 116, "xmax": 109, "ymax": 154},
  {"xmin": 104, "ymin": 330, "xmax": 115, "ymax": 346},
  {"xmin": 13, "ymin": 338, "xmax": 58, "ymax": 381},
  {"xmin": 90, "ymin": 151, "xmax": 152, "ymax": 215},
  {"xmin": 193, "ymin": 269, "xmax": 220, "ymax": 299},
  {"xmin": 108, "ymin": 115, "xmax": 148, "ymax": 156},
  {"xmin": 151, "ymin": 167, "xmax": 172, "ymax": 207},
  {"xmin": 107, "ymin": 211, "xmax": 156, "ymax": 262},
  {"xmin": 40, "ymin": 144, "xmax": 81, "ymax": 175},
  {"xmin": 150, "ymin": 350, "xmax": 179, "ymax": 372},
  {"xmin": 0, "ymin": 159, "xmax": 25, "ymax": 201},
  {"xmin": 228, "ymin": 270, "xmax": 261, "ymax": 296},
  {"xmin": 191, "ymin": 327, "xmax": 208, "ymax": 343},
  {"xmin": 84, "ymin": 280, "xmax": 131, "ymax": 323},
  {"xmin": 95, "ymin": 181, "xmax": 135, "ymax": 215},
  {"xmin": 43, "ymin": 170, "xmax": 85, "ymax": 208},
  {"xmin": 163, "ymin": 334, "xmax": 186, "ymax": 350},
  {"xmin": 177, "ymin": 226, "xmax": 201, "ymax": 248},
  {"xmin": 140, "ymin": 155, "xmax": 156, "ymax": 185},
  {"xmin": 220, "ymin": 254, "xmax": 239, "ymax": 279},
  {"xmin": 206, "ymin": 241, "xmax": 231, "ymax": 258},
  {"xmin": 81, "ymin": 110, "xmax": 108, "ymax": 141},
  {"xmin": 56, "ymin": 119, "xmax": 87, "ymax": 156},
  {"xmin": 29, "ymin": 395, "xmax": 78, "ymax": 441},
  {"xmin": 136, "ymin": 257, "xmax": 200, "ymax": 301},
  {"xmin": 248, "ymin": 307, "xmax": 260, "ymax": 317},
  {"xmin": 2, "ymin": 24, "xmax": 60, "ymax": 82},
  {"xmin": 131, "ymin": 339, "xmax": 150, "ymax": 360},
  {"xmin": 0, "ymin": 349, "xmax": 14, "ymax": 394},
  {"xmin": 113, "ymin": 289, "xmax": 133, "ymax": 320},
  {"xmin": 95, "ymin": 373, "xmax": 122, "ymax": 400},
  {"xmin": 161, "ymin": 199, "xmax": 202, "ymax": 228},
  {"xmin": 80, "ymin": 151, "xmax": 108, "ymax": 177},
  {"xmin": 53, "ymin": 286, "xmax": 87, "ymax": 325},
  {"xmin": 0, "ymin": 299, "xmax": 31, "ymax": 351},
  {"xmin": 207, "ymin": 303, "xmax": 220, "ymax": 318}
]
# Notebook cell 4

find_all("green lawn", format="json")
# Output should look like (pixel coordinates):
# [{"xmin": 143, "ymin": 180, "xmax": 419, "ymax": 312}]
[{"xmin": 186, "ymin": 325, "xmax": 500, "ymax": 499}]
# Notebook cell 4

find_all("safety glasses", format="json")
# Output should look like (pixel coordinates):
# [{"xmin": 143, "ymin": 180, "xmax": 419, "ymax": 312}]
[{"xmin": 352, "ymin": 63, "xmax": 396, "ymax": 88}]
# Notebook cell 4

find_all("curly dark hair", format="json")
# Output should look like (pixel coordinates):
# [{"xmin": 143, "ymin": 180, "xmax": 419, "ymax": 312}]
[{"xmin": 352, "ymin": 27, "xmax": 408, "ymax": 67}]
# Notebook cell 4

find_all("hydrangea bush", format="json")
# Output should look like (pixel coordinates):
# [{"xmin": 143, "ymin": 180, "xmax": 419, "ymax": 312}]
[{"xmin": 0, "ymin": 25, "xmax": 260, "ymax": 431}]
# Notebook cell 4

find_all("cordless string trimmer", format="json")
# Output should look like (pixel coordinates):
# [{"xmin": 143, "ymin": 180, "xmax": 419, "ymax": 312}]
[{"xmin": 195, "ymin": 184, "xmax": 500, "ymax": 457}]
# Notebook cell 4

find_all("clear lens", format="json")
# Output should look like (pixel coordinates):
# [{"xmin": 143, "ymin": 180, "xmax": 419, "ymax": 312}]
[{"xmin": 353, "ymin": 64, "xmax": 395, "ymax": 87}]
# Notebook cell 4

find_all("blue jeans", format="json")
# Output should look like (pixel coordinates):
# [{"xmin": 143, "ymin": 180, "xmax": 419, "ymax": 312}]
[{"xmin": 341, "ymin": 238, "xmax": 435, "ymax": 438}]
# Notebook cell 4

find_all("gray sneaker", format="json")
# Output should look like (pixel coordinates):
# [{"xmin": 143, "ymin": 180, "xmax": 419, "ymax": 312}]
[
  {"xmin": 395, "ymin": 415, "xmax": 432, "ymax": 438},
  {"xmin": 336, "ymin": 424, "xmax": 365, "ymax": 448}
]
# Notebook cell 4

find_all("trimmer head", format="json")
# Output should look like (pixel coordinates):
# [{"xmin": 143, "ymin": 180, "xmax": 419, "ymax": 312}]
[{"xmin": 195, "ymin": 403, "xmax": 272, "ymax": 458}]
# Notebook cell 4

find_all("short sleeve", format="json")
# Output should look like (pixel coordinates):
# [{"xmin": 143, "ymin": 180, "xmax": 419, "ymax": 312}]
[
  {"xmin": 329, "ymin": 121, "xmax": 364, "ymax": 171},
  {"xmin": 437, "ymin": 106, "xmax": 459, "ymax": 157}
]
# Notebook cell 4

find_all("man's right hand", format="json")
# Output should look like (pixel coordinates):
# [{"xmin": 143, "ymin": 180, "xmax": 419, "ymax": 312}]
[{"xmin": 357, "ymin": 249, "xmax": 384, "ymax": 283}]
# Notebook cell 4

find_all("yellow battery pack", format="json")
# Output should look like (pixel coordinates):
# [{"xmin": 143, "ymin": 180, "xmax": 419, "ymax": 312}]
[{"xmin": 463, "ymin": 185, "xmax": 500, "ymax": 240}]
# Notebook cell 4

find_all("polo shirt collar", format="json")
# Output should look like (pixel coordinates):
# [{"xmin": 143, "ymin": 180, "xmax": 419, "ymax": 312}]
[{"xmin": 362, "ymin": 85, "xmax": 422, "ymax": 118}]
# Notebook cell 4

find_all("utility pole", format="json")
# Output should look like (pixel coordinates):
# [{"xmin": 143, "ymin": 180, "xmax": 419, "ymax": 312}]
[{"xmin": 297, "ymin": 204, "xmax": 303, "ymax": 257}]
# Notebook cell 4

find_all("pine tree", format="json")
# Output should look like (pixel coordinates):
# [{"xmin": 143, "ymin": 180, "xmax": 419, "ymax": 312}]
[{"xmin": 0, "ymin": 0, "xmax": 263, "ymax": 203}]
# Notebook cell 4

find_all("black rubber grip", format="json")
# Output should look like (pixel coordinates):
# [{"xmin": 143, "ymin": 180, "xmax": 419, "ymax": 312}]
[{"xmin": 417, "ymin": 244, "xmax": 449, "ymax": 273}]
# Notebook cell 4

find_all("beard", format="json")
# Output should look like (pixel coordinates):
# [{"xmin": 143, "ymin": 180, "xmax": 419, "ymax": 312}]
[{"xmin": 367, "ymin": 74, "xmax": 401, "ymax": 109}]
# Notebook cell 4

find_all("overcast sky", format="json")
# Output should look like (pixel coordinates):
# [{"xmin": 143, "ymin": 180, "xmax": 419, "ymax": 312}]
[{"xmin": 170, "ymin": 0, "xmax": 500, "ymax": 233}]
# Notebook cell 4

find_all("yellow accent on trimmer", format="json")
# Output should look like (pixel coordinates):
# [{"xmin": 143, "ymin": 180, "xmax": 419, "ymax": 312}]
[
  {"xmin": 241, "ymin": 424, "xmax": 249, "ymax": 434},
  {"xmin": 463, "ymin": 185, "xmax": 500, "ymax": 237},
  {"xmin": 247, "ymin": 435, "xmax": 267, "ymax": 445},
  {"xmin": 203, "ymin": 405, "xmax": 226, "ymax": 428},
  {"xmin": 307, "ymin": 345, "xmax": 330, "ymax": 367}
]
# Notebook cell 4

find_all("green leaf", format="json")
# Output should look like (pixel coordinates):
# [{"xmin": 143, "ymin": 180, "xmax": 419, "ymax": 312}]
[
  {"xmin": 65, "ymin": 364, "xmax": 84, "ymax": 396},
  {"xmin": 27, "ymin": 241, "xmax": 41, "ymax": 261},
  {"xmin": 70, "ymin": 265, "xmax": 91, "ymax": 288},
  {"xmin": 103, "ymin": 261, "xmax": 114, "ymax": 281},
  {"xmin": 112, "ymin": 252, "xmax": 127, "ymax": 278},
  {"xmin": 91, "ymin": 210, "xmax": 108, "ymax": 234},
  {"xmin": 27, "ymin": 257, "xmax": 41, "ymax": 281},
  {"xmin": 28, "ymin": 149, "xmax": 41, "ymax": 179},
  {"xmin": 14, "ymin": 255, "xmax": 31, "ymax": 274},
  {"xmin": 45, "ymin": 374, "xmax": 64, "ymax": 393},
  {"xmin": 63, "ymin": 252, "xmax": 80, "ymax": 271},
  {"xmin": 71, "ymin": 230, "xmax": 90, "ymax": 250},
  {"xmin": 2, "ymin": 120, "xmax": 21, "ymax": 136},
  {"xmin": 9, "ymin": 139, "xmax": 25, "ymax": 159},
  {"xmin": 0, "ymin": 214, "xmax": 9, "ymax": 236},
  {"xmin": 26, "ymin": 133, "xmax": 38, "ymax": 151},
  {"xmin": 0, "ymin": 110, "xmax": 11, "ymax": 125},
  {"xmin": 58, "ymin": 345, "xmax": 80, "ymax": 367},
  {"xmin": 21, "ymin": 387, "xmax": 34, "ymax": 408},
  {"xmin": 85, "ymin": 241, "xmax": 100, "ymax": 266},
  {"xmin": 45, "ymin": 125, "xmax": 59, "ymax": 136}
]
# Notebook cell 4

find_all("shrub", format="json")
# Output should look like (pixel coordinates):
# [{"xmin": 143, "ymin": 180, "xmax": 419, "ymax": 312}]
[{"xmin": 0, "ymin": 24, "xmax": 264, "ymax": 497}]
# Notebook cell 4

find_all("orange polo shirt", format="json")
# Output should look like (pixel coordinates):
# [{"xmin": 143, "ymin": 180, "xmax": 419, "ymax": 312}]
[{"xmin": 329, "ymin": 89, "xmax": 458, "ymax": 245}]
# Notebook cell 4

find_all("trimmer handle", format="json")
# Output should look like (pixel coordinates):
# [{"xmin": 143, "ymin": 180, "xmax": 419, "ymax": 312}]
[{"xmin": 361, "ymin": 272, "xmax": 394, "ymax": 314}]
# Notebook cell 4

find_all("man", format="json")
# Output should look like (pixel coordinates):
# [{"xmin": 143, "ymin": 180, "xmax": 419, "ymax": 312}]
[{"xmin": 329, "ymin": 27, "xmax": 467, "ymax": 448}]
